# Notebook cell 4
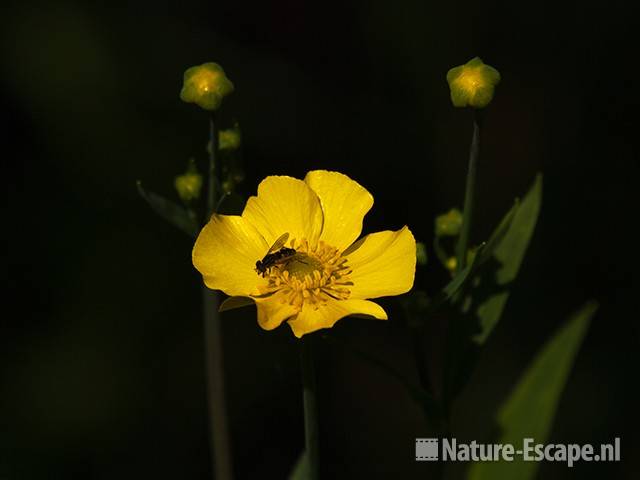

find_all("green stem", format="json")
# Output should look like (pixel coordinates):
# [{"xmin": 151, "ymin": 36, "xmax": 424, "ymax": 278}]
[
  {"xmin": 455, "ymin": 110, "xmax": 482, "ymax": 272},
  {"xmin": 300, "ymin": 335, "xmax": 319, "ymax": 480},
  {"xmin": 208, "ymin": 114, "xmax": 219, "ymax": 216},
  {"xmin": 433, "ymin": 236, "xmax": 451, "ymax": 270},
  {"xmin": 202, "ymin": 112, "xmax": 233, "ymax": 480}
]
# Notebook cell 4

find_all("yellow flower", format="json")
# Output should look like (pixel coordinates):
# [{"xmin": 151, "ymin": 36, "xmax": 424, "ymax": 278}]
[
  {"xmin": 446, "ymin": 57, "xmax": 501, "ymax": 108},
  {"xmin": 180, "ymin": 62, "xmax": 234, "ymax": 111},
  {"xmin": 192, "ymin": 171, "xmax": 416, "ymax": 338}
]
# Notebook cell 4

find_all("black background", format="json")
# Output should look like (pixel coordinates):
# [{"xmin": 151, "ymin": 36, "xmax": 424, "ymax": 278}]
[{"xmin": 2, "ymin": 0, "xmax": 639, "ymax": 478}]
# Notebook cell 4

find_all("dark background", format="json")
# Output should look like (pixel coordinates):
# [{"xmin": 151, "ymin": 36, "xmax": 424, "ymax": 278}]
[{"xmin": 2, "ymin": 0, "xmax": 639, "ymax": 478}]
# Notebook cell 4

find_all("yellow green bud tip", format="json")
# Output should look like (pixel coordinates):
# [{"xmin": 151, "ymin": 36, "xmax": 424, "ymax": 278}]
[
  {"xmin": 445, "ymin": 257, "xmax": 458, "ymax": 273},
  {"xmin": 416, "ymin": 242, "xmax": 428, "ymax": 266},
  {"xmin": 446, "ymin": 57, "xmax": 501, "ymax": 109},
  {"xmin": 180, "ymin": 62, "xmax": 234, "ymax": 111},
  {"xmin": 435, "ymin": 208, "xmax": 463, "ymax": 237},
  {"xmin": 175, "ymin": 160, "xmax": 203, "ymax": 202},
  {"xmin": 219, "ymin": 126, "xmax": 241, "ymax": 151}
]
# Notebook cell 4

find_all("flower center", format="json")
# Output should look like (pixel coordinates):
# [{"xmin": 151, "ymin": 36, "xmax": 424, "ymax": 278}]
[
  {"xmin": 457, "ymin": 68, "xmax": 482, "ymax": 92},
  {"xmin": 283, "ymin": 253, "xmax": 323, "ymax": 279},
  {"xmin": 258, "ymin": 238, "xmax": 353, "ymax": 311}
]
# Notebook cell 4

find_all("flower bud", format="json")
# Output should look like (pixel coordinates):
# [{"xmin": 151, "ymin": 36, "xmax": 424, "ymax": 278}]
[
  {"xmin": 435, "ymin": 208, "xmax": 463, "ymax": 237},
  {"xmin": 446, "ymin": 57, "xmax": 500, "ymax": 108},
  {"xmin": 416, "ymin": 242, "xmax": 428, "ymax": 266},
  {"xmin": 206, "ymin": 125, "xmax": 242, "ymax": 154},
  {"xmin": 219, "ymin": 127, "xmax": 241, "ymax": 151},
  {"xmin": 446, "ymin": 249, "xmax": 476, "ymax": 274},
  {"xmin": 180, "ymin": 62, "xmax": 234, "ymax": 111},
  {"xmin": 174, "ymin": 160, "xmax": 203, "ymax": 202},
  {"xmin": 445, "ymin": 257, "xmax": 457, "ymax": 273}
]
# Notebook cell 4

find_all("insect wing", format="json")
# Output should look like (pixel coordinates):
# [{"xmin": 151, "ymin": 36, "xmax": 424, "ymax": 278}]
[{"xmin": 267, "ymin": 232, "xmax": 290, "ymax": 254}]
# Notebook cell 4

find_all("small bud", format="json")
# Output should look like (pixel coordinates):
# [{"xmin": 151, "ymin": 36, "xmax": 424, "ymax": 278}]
[
  {"xmin": 206, "ymin": 126, "xmax": 242, "ymax": 154},
  {"xmin": 219, "ymin": 126, "xmax": 242, "ymax": 151},
  {"xmin": 174, "ymin": 160, "xmax": 203, "ymax": 203},
  {"xmin": 446, "ymin": 57, "xmax": 501, "ymax": 109},
  {"xmin": 435, "ymin": 208, "xmax": 463, "ymax": 237},
  {"xmin": 221, "ymin": 179, "xmax": 234, "ymax": 194},
  {"xmin": 416, "ymin": 242, "xmax": 428, "ymax": 266},
  {"xmin": 180, "ymin": 62, "xmax": 234, "ymax": 111},
  {"xmin": 445, "ymin": 257, "xmax": 457, "ymax": 273},
  {"xmin": 446, "ymin": 249, "xmax": 476, "ymax": 274}
]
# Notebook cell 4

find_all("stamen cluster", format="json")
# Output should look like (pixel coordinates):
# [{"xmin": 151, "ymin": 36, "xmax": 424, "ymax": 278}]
[{"xmin": 259, "ymin": 239, "xmax": 353, "ymax": 310}]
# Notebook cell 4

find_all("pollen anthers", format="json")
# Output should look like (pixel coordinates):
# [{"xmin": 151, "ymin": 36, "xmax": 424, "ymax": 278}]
[{"xmin": 259, "ymin": 238, "xmax": 353, "ymax": 311}]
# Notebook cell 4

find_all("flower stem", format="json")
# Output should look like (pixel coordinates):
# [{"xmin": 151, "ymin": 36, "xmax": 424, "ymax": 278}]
[
  {"xmin": 208, "ymin": 114, "xmax": 219, "ymax": 215},
  {"xmin": 455, "ymin": 110, "xmax": 482, "ymax": 272},
  {"xmin": 300, "ymin": 335, "xmax": 320, "ymax": 480},
  {"xmin": 202, "ymin": 112, "xmax": 233, "ymax": 480}
]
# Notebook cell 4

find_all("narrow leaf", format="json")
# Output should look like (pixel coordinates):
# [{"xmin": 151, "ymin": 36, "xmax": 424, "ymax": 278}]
[
  {"xmin": 475, "ymin": 199, "xmax": 519, "ymax": 267},
  {"xmin": 426, "ymin": 243, "xmax": 486, "ymax": 315},
  {"xmin": 444, "ymin": 174, "xmax": 543, "ymax": 410},
  {"xmin": 467, "ymin": 301, "xmax": 598, "ymax": 480},
  {"xmin": 137, "ymin": 181, "xmax": 198, "ymax": 237},
  {"xmin": 442, "ymin": 244, "xmax": 485, "ymax": 299},
  {"xmin": 288, "ymin": 451, "xmax": 310, "ymax": 480},
  {"xmin": 474, "ymin": 174, "xmax": 542, "ymax": 344}
]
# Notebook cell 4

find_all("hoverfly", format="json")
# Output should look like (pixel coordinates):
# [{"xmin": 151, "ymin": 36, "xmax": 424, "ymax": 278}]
[{"xmin": 255, "ymin": 232, "xmax": 297, "ymax": 277}]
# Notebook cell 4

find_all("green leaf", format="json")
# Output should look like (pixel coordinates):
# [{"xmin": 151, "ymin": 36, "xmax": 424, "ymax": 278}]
[
  {"xmin": 475, "ymin": 199, "xmax": 519, "ymax": 267},
  {"xmin": 219, "ymin": 295, "xmax": 255, "ymax": 312},
  {"xmin": 467, "ymin": 301, "xmax": 598, "ymax": 480},
  {"xmin": 444, "ymin": 174, "xmax": 542, "ymax": 410},
  {"xmin": 474, "ymin": 173, "xmax": 542, "ymax": 344},
  {"xmin": 288, "ymin": 451, "xmax": 310, "ymax": 480},
  {"xmin": 441, "ymin": 245, "xmax": 485, "ymax": 300},
  {"xmin": 137, "ymin": 181, "xmax": 198, "ymax": 237},
  {"xmin": 425, "ymin": 243, "xmax": 486, "ymax": 316}
]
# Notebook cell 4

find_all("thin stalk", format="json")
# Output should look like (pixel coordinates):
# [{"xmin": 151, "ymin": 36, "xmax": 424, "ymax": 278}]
[
  {"xmin": 455, "ymin": 110, "xmax": 482, "ymax": 272},
  {"xmin": 300, "ymin": 335, "xmax": 319, "ymax": 480},
  {"xmin": 433, "ymin": 236, "xmax": 451, "ymax": 270},
  {"xmin": 202, "ymin": 113, "xmax": 233, "ymax": 480},
  {"xmin": 207, "ymin": 114, "xmax": 219, "ymax": 216}
]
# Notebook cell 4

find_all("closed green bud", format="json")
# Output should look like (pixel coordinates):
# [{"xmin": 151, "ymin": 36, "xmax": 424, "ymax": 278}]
[
  {"xmin": 435, "ymin": 208, "xmax": 463, "ymax": 237},
  {"xmin": 416, "ymin": 242, "xmax": 428, "ymax": 266},
  {"xmin": 219, "ymin": 126, "xmax": 241, "ymax": 151},
  {"xmin": 174, "ymin": 160, "xmax": 203, "ymax": 202},
  {"xmin": 446, "ymin": 57, "xmax": 500, "ymax": 108},
  {"xmin": 206, "ymin": 126, "xmax": 242, "ymax": 154},
  {"xmin": 180, "ymin": 62, "xmax": 234, "ymax": 111}
]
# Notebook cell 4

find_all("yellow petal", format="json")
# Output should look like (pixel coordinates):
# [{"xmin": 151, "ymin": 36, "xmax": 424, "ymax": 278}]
[
  {"xmin": 304, "ymin": 170, "xmax": 374, "ymax": 251},
  {"xmin": 345, "ymin": 226, "xmax": 416, "ymax": 299},
  {"xmin": 192, "ymin": 214, "xmax": 269, "ymax": 296},
  {"xmin": 254, "ymin": 292, "xmax": 299, "ymax": 331},
  {"xmin": 242, "ymin": 176, "xmax": 324, "ymax": 247},
  {"xmin": 287, "ymin": 299, "xmax": 387, "ymax": 338}
]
